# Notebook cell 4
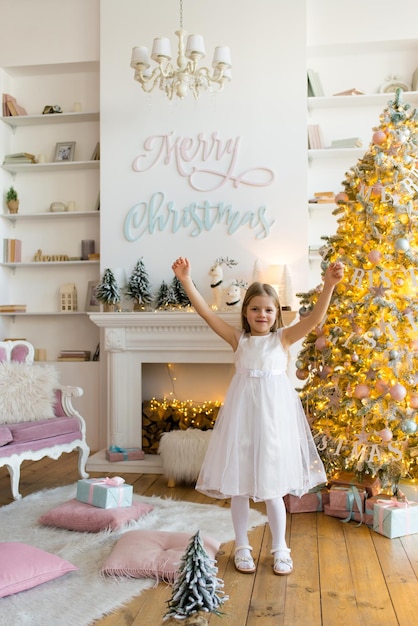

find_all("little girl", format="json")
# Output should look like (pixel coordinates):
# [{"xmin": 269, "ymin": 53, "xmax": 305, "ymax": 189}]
[{"xmin": 172, "ymin": 257, "xmax": 344, "ymax": 576}]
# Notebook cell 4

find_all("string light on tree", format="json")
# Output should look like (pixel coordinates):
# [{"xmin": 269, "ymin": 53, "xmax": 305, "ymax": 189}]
[{"xmin": 297, "ymin": 89, "xmax": 418, "ymax": 488}]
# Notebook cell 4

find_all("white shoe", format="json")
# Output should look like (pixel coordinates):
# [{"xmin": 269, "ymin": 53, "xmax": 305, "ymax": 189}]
[
  {"xmin": 272, "ymin": 548, "xmax": 293, "ymax": 576},
  {"xmin": 234, "ymin": 545, "xmax": 256, "ymax": 574}
]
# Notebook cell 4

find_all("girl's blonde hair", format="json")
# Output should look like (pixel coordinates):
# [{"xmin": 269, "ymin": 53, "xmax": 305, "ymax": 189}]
[{"xmin": 240, "ymin": 282, "xmax": 284, "ymax": 333}]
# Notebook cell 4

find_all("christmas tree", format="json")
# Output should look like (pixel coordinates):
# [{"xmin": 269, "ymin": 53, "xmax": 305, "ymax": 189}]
[
  {"xmin": 297, "ymin": 89, "xmax": 418, "ymax": 488},
  {"xmin": 95, "ymin": 268, "xmax": 121, "ymax": 305},
  {"xmin": 164, "ymin": 531, "xmax": 228, "ymax": 623},
  {"xmin": 126, "ymin": 257, "xmax": 153, "ymax": 309},
  {"xmin": 156, "ymin": 280, "xmax": 178, "ymax": 309},
  {"xmin": 171, "ymin": 276, "xmax": 192, "ymax": 307}
]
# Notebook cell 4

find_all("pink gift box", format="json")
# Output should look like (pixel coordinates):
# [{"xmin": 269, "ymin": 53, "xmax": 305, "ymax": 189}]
[
  {"xmin": 329, "ymin": 471, "xmax": 381, "ymax": 497},
  {"xmin": 284, "ymin": 487, "xmax": 330, "ymax": 513},
  {"xmin": 324, "ymin": 504, "xmax": 373, "ymax": 527},
  {"xmin": 105, "ymin": 447, "xmax": 145, "ymax": 462},
  {"xmin": 329, "ymin": 485, "xmax": 366, "ymax": 513}
]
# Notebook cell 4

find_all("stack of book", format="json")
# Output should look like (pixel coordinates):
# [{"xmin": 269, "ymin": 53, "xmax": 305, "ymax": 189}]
[
  {"xmin": 308, "ymin": 124, "xmax": 323, "ymax": 149},
  {"xmin": 2, "ymin": 93, "xmax": 27, "ymax": 117},
  {"xmin": 57, "ymin": 350, "xmax": 91, "ymax": 362},
  {"xmin": 309, "ymin": 191, "xmax": 335, "ymax": 204},
  {"xmin": 3, "ymin": 152, "xmax": 36, "ymax": 164},
  {"xmin": 0, "ymin": 304, "xmax": 26, "ymax": 313},
  {"xmin": 3, "ymin": 239, "xmax": 22, "ymax": 262}
]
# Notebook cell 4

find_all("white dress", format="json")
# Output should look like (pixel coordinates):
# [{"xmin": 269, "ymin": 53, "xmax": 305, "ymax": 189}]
[{"xmin": 196, "ymin": 330, "xmax": 327, "ymax": 502}]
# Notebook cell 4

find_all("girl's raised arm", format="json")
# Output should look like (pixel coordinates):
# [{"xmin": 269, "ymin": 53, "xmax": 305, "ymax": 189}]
[
  {"xmin": 281, "ymin": 262, "xmax": 344, "ymax": 349},
  {"xmin": 172, "ymin": 257, "xmax": 239, "ymax": 349}
]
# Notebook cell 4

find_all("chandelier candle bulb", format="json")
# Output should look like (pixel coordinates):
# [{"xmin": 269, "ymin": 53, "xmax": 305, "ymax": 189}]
[
  {"xmin": 186, "ymin": 34, "xmax": 206, "ymax": 58},
  {"xmin": 131, "ymin": 46, "xmax": 151, "ymax": 68},
  {"xmin": 151, "ymin": 37, "xmax": 172, "ymax": 61},
  {"xmin": 212, "ymin": 46, "xmax": 232, "ymax": 68}
]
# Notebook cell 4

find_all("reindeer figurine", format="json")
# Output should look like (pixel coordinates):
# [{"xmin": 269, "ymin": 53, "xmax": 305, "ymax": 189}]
[
  {"xmin": 225, "ymin": 279, "xmax": 248, "ymax": 310},
  {"xmin": 209, "ymin": 257, "xmax": 238, "ymax": 309}
]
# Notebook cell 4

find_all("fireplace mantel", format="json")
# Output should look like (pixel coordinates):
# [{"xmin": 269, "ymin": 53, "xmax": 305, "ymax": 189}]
[{"xmin": 86, "ymin": 310, "xmax": 295, "ymax": 473}]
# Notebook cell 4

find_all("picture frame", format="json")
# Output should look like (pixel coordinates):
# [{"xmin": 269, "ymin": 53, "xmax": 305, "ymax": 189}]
[
  {"xmin": 54, "ymin": 141, "xmax": 76, "ymax": 162},
  {"xmin": 86, "ymin": 280, "xmax": 100, "ymax": 312}
]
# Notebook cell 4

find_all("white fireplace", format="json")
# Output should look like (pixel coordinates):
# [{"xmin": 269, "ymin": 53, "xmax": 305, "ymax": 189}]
[{"xmin": 87, "ymin": 310, "xmax": 295, "ymax": 473}]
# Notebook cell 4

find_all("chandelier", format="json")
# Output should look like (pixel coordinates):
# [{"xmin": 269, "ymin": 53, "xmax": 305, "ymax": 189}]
[{"xmin": 130, "ymin": 0, "xmax": 232, "ymax": 100}]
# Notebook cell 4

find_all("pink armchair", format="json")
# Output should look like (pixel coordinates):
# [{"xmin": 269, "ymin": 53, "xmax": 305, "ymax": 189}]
[{"xmin": 0, "ymin": 340, "xmax": 90, "ymax": 500}]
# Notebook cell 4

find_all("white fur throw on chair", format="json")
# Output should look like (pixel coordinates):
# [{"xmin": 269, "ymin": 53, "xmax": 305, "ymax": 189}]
[
  {"xmin": 0, "ymin": 362, "xmax": 59, "ymax": 423},
  {"xmin": 158, "ymin": 429, "xmax": 212, "ymax": 485}
]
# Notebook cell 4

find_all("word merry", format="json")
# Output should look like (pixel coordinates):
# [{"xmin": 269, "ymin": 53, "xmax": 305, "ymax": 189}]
[
  {"xmin": 124, "ymin": 192, "xmax": 275, "ymax": 240},
  {"xmin": 131, "ymin": 131, "xmax": 275, "ymax": 192}
]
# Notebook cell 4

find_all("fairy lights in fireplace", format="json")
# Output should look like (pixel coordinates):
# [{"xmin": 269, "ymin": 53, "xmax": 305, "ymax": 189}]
[{"xmin": 149, "ymin": 397, "xmax": 222, "ymax": 429}]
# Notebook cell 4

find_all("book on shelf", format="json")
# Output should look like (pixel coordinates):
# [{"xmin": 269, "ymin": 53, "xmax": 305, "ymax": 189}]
[
  {"xmin": 330, "ymin": 137, "xmax": 363, "ymax": 149},
  {"xmin": 90, "ymin": 142, "xmax": 100, "ymax": 160},
  {"xmin": 57, "ymin": 350, "xmax": 91, "ymax": 362},
  {"xmin": 309, "ymin": 191, "xmax": 335, "ymax": 204},
  {"xmin": 3, "ymin": 152, "xmax": 36, "ymax": 164},
  {"xmin": 2, "ymin": 93, "xmax": 27, "ymax": 116},
  {"xmin": 333, "ymin": 88, "xmax": 365, "ymax": 96},
  {"xmin": 307, "ymin": 124, "xmax": 323, "ymax": 149},
  {"xmin": 3, "ymin": 238, "xmax": 22, "ymax": 263},
  {"xmin": 307, "ymin": 69, "xmax": 324, "ymax": 97},
  {"xmin": 0, "ymin": 304, "xmax": 26, "ymax": 313}
]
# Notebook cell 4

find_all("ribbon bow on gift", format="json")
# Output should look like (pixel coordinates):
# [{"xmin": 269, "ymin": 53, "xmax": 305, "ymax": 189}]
[
  {"xmin": 93, "ymin": 476, "xmax": 125, "ymax": 486},
  {"xmin": 109, "ymin": 445, "xmax": 129, "ymax": 454},
  {"xmin": 376, "ymin": 496, "xmax": 409, "ymax": 509}
]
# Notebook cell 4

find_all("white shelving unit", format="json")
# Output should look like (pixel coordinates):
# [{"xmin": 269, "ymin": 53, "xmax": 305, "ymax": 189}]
[
  {"xmin": 306, "ymin": 38, "xmax": 418, "ymax": 277},
  {"xmin": 0, "ymin": 61, "xmax": 100, "ymax": 360}
]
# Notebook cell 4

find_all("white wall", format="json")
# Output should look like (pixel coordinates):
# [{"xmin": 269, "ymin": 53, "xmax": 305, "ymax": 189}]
[{"xmin": 100, "ymin": 0, "xmax": 309, "ymax": 308}]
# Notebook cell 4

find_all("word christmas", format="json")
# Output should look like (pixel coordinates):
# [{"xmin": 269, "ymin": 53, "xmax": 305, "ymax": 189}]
[{"xmin": 124, "ymin": 191, "xmax": 274, "ymax": 240}]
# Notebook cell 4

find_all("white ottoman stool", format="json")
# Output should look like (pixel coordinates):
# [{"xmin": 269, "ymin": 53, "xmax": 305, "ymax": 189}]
[{"xmin": 158, "ymin": 428, "xmax": 212, "ymax": 487}]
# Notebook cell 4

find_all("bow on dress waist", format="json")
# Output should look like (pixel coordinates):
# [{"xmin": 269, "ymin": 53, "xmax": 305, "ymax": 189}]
[{"xmin": 237, "ymin": 368, "xmax": 283, "ymax": 377}]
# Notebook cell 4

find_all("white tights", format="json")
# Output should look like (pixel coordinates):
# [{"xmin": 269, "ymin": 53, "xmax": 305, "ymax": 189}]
[{"xmin": 231, "ymin": 495, "xmax": 288, "ymax": 554}]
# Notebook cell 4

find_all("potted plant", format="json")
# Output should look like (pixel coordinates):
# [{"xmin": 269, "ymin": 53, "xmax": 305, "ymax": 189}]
[{"xmin": 6, "ymin": 186, "xmax": 19, "ymax": 214}]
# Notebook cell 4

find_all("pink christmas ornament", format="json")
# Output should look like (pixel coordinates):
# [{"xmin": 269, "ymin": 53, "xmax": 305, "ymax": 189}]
[
  {"xmin": 315, "ymin": 336, "xmax": 328, "ymax": 351},
  {"xmin": 367, "ymin": 249, "xmax": 382, "ymax": 264},
  {"xmin": 409, "ymin": 394, "xmax": 418, "ymax": 409},
  {"xmin": 378, "ymin": 427, "xmax": 393, "ymax": 443},
  {"xmin": 389, "ymin": 383, "xmax": 407, "ymax": 401},
  {"xmin": 372, "ymin": 130, "xmax": 386, "ymax": 145},
  {"xmin": 354, "ymin": 383, "xmax": 370, "ymax": 399},
  {"xmin": 371, "ymin": 183, "xmax": 383, "ymax": 198},
  {"xmin": 296, "ymin": 368, "xmax": 309, "ymax": 380},
  {"xmin": 334, "ymin": 192, "xmax": 349, "ymax": 204}
]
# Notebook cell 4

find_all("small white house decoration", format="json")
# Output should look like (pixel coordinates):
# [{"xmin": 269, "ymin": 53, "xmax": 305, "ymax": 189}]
[{"xmin": 60, "ymin": 283, "xmax": 78, "ymax": 312}]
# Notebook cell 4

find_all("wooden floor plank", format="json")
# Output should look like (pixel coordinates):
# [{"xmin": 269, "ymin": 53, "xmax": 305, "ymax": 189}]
[
  {"xmin": 1, "ymin": 453, "xmax": 418, "ymax": 626},
  {"xmin": 318, "ymin": 513, "xmax": 361, "ymax": 626},
  {"xmin": 284, "ymin": 512, "xmax": 322, "ymax": 626},
  {"xmin": 343, "ymin": 522, "xmax": 398, "ymax": 626}
]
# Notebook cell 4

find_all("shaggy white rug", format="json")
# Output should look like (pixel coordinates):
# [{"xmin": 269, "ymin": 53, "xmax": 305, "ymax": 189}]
[{"xmin": 0, "ymin": 484, "xmax": 267, "ymax": 626}]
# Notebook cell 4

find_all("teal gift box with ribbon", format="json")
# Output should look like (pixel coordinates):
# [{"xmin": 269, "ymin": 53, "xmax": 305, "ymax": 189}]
[
  {"xmin": 105, "ymin": 446, "xmax": 145, "ymax": 462},
  {"xmin": 373, "ymin": 498, "xmax": 418, "ymax": 538},
  {"xmin": 76, "ymin": 477, "xmax": 133, "ymax": 509}
]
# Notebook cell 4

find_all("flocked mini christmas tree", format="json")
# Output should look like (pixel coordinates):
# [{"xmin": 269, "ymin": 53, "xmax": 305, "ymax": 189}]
[
  {"xmin": 126, "ymin": 257, "xmax": 153, "ymax": 309},
  {"xmin": 156, "ymin": 280, "xmax": 178, "ymax": 309},
  {"xmin": 95, "ymin": 268, "xmax": 121, "ymax": 306},
  {"xmin": 297, "ymin": 89, "xmax": 418, "ymax": 488},
  {"xmin": 171, "ymin": 276, "xmax": 192, "ymax": 308},
  {"xmin": 164, "ymin": 531, "xmax": 228, "ymax": 624}
]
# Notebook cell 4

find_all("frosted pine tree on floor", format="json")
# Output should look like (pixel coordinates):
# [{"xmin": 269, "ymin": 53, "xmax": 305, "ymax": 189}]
[
  {"xmin": 164, "ymin": 531, "xmax": 227, "ymax": 623},
  {"xmin": 296, "ymin": 89, "xmax": 418, "ymax": 488}
]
